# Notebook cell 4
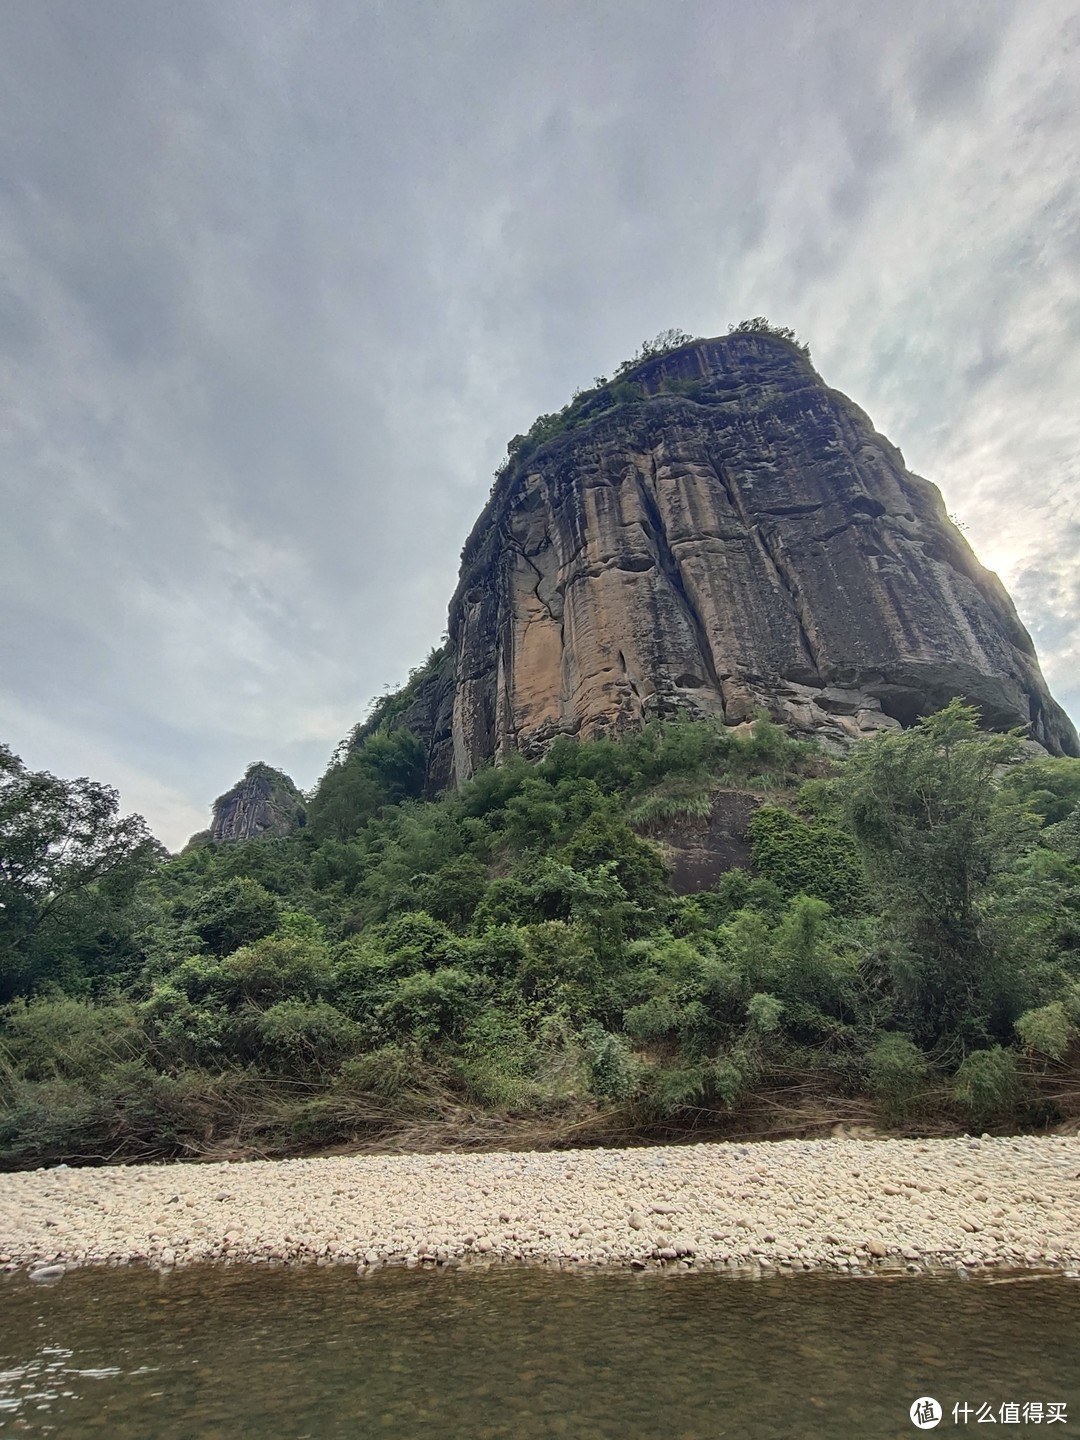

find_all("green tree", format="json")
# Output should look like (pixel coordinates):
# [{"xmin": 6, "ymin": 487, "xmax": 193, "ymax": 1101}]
[
  {"xmin": 308, "ymin": 729, "xmax": 427, "ymax": 841},
  {"xmin": 835, "ymin": 701, "xmax": 1037, "ymax": 1041},
  {"xmin": 0, "ymin": 744, "xmax": 162, "ymax": 999},
  {"xmin": 187, "ymin": 877, "xmax": 282, "ymax": 957}
]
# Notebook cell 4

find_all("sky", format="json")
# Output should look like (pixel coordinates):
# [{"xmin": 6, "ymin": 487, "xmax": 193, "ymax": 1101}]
[{"xmin": 2, "ymin": 0, "xmax": 1078, "ymax": 851}]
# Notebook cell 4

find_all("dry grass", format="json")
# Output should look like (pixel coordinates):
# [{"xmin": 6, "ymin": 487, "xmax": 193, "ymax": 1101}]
[{"xmin": 8, "ymin": 1052, "xmax": 1080, "ymax": 1171}]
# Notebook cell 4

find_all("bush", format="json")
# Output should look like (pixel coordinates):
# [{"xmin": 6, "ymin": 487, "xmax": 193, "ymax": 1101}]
[
  {"xmin": 308, "ymin": 728, "xmax": 427, "ymax": 842},
  {"xmin": 627, "ymin": 773, "xmax": 713, "ymax": 826},
  {"xmin": 581, "ymin": 1022, "xmax": 638, "ymax": 1100},
  {"xmin": 746, "ymin": 992, "xmax": 784, "ymax": 1034},
  {"xmin": 206, "ymin": 934, "xmax": 333, "ymax": 1009},
  {"xmin": 336, "ymin": 1044, "xmax": 427, "ymax": 1102},
  {"xmin": 748, "ymin": 805, "xmax": 866, "ymax": 913},
  {"xmin": 457, "ymin": 1007, "xmax": 537, "ymax": 1107},
  {"xmin": 1015, "ymin": 1001, "xmax": 1073, "ymax": 1060},
  {"xmin": 257, "ymin": 1000, "xmax": 360, "ymax": 1075},
  {"xmin": 634, "ymin": 1060, "xmax": 710, "ymax": 1119},
  {"xmin": 952, "ymin": 1047, "xmax": 1021, "ymax": 1127},
  {"xmin": 710, "ymin": 1054, "xmax": 748, "ymax": 1107},
  {"xmin": 188, "ymin": 878, "xmax": 282, "ymax": 956},
  {"xmin": 374, "ymin": 912, "xmax": 466, "ymax": 975},
  {"xmin": 727, "ymin": 317, "xmax": 810, "ymax": 358},
  {"xmin": 378, "ymin": 968, "xmax": 480, "ymax": 1043},
  {"xmin": 0, "ymin": 997, "xmax": 144, "ymax": 1082},
  {"xmin": 867, "ymin": 1033, "xmax": 927, "ymax": 1122},
  {"xmin": 0, "ymin": 1061, "xmax": 240, "ymax": 1168},
  {"xmin": 139, "ymin": 982, "xmax": 230, "ymax": 1066},
  {"xmin": 770, "ymin": 895, "xmax": 855, "ymax": 1012},
  {"xmin": 414, "ymin": 857, "xmax": 489, "ymax": 931},
  {"xmin": 510, "ymin": 920, "xmax": 596, "ymax": 1011}
]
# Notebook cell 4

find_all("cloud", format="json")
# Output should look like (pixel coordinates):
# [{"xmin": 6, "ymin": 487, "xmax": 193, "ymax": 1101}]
[{"xmin": 1, "ymin": 0, "xmax": 1077, "ymax": 850}]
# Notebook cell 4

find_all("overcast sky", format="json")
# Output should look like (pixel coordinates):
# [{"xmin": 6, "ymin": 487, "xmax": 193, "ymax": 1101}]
[{"xmin": 2, "ymin": 1, "xmax": 1078, "ymax": 850}]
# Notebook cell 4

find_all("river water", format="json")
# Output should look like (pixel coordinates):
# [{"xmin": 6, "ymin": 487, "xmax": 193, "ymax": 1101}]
[{"xmin": 1, "ymin": 1265, "xmax": 1078, "ymax": 1438}]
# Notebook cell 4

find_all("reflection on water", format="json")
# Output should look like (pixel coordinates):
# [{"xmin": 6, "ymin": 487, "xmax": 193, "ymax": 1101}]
[{"xmin": 1, "ymin": 1265, "xmax": 1078, "ymax": 1438}]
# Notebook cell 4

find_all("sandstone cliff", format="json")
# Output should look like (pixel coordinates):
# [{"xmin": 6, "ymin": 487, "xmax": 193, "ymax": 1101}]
[
  {"xmin": 402, "ymin": 332, "xmax": 1074, "ymax": 786},
  {"xmin": 208, "ymin": 762, "xmax": 307, "ymax": 843}
]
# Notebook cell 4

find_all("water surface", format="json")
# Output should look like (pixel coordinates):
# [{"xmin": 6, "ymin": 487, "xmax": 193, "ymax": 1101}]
[{"xmin": 1, "ymin": 1265, "xmax": 1078, "ymax": 1437}]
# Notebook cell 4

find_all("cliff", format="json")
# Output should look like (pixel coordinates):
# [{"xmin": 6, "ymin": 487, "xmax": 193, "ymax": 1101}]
[
  {"xmin": 397, "ymin": 332, "xmax": 1075, "ymax": 786},
  {"xmin": 208, "ymin": 762, "xmax": 307, "ymax": 843}
]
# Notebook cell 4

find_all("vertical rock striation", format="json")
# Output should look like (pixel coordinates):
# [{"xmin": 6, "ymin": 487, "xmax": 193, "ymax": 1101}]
[
  {"xmin": 209, "ymin": 762, "xmax": 307, "ymax": 842},
  {"xmin": 430, "ymin": 333, "xmax": 1077, "ymax": 783}
]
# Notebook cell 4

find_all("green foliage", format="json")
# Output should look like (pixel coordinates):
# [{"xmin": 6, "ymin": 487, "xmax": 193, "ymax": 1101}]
[
  {"xmin": 748, "ymin": 803, "xmax": 866, "ymax": 912},
  {"xmin": 256, "ymin": 1000, "xmax": 360, "ymax": 1075},
  {"xmin": 1015, "ymin": 1001, "xmax": 1073, "ymax": 1060},
  {"xmin": 746, "ymin": 992, "xmax": 784, "ymax": 1034},
  {"xmin": 867, "ymin": 1033, "xmax": 927, "ymax": 1122},
  {"xmin": 347, "ymin": 645, "xmax": 450, "ymax": 747},
  {"xmin": 581, "ymin": 1022, "xmax": 638, "ymax": 1100},
  {"xmin": 835, "ymin": 701, "xmax": 1044, "ymax": 1042},
  {"xmin": 378, "ymin": 968, "xmax": 480, "ymax": 1044},
  {"xmin": 0, "ymin": 996, "xmax": 144, "ymax": 1081},
  {"xmin": 188, "ymin": 878, "xmax": 282, "ymax": 957},
  {"xmin": 5, "ymin": 699, "xmax": 1080, "ymax": 1165},
  {"xmin": 1001, "ymin": 756, "xmax": 1080, "ymax": 825},
  {"xmin": 951, "ymin": 1046, "xmax": 1021, "ymax": 1126},
  {"xmin": 0, "ymin": 743, "xmax": 162, "ymax": 999},
  {"xmin": 613, "ymin": 328, "xmax": 697, "ymax": 377},
  {"xmin": 337, "ymin": 1044, "xmax": 426, "ymax": 1102},
  {"xmin": 627, "ymin": 772, "xmax": 714, "ymax": 825},
  {"xmin": 457, "ymin": 1006, "xmax": 537, "ymax": 1107},
  {"xmin": 308, "ymin": 728, "xmax": 427, "ymax": 842},
  {"xmin": 727, "ymin": 317, "xmax": 811, "ymax": 358}
]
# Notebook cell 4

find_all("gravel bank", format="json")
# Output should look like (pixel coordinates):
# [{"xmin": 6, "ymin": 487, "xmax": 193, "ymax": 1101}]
[{"xmin": 2, "ymin": 1136, "xmax": 1079, "ymax": 1279}]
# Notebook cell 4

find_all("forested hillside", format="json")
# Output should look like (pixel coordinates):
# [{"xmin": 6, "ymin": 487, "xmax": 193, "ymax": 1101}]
[{"xmin": 2, "ymin": 702, "xmax": 1079, "ymax": 1168}]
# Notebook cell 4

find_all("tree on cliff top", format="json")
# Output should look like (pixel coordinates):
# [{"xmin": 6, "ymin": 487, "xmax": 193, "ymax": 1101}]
[
  {"xmin": 727, "ymin": 317, "xmax": 811, "ymax": 357},
  {"xmin": 613, "ymin": 328, "xmax": 697, "ymax": 376}
]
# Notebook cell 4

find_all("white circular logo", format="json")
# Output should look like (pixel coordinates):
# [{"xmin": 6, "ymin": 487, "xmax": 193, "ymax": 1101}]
[{"xmin": 910, "ymin": 1397, "xmax": 942, "ymax": 1429}]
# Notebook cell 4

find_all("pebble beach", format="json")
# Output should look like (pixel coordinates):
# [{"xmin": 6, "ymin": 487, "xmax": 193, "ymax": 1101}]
[{"xmin": 3, "ymin": 1135, "xmax": 1079, "ymax": 1280}]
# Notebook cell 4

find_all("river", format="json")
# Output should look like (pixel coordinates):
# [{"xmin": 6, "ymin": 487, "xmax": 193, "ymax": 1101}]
[{"xmin": 2, "ymin": 1266, "xmax": 1078, "ymax": 1437}]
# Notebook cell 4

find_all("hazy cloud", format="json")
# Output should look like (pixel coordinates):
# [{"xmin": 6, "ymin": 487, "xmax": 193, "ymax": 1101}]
[{"xmin": 1, "ymin": 0, "xmax": 1077, "ymax": 848}]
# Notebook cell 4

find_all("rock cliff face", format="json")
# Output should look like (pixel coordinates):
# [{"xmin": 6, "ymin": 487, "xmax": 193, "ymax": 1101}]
[
  {"xmin": 209, "ymin": 762, "xmax": 307, "ymax": 843},
  {"xmin": 413, "ymin": 332, "xmax": 1076, "ymax": 785}
]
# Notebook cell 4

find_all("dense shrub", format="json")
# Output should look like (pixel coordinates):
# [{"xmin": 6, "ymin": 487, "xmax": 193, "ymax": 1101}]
[
  {"xmin": 581, "ymin": 1023, "xmax": 639, "ymax": 1101},
  {"xmin": 0, "ymin": 996, "xmax": 144, "ymax": 1081},
  {"xmin": 952, "ymin": 1047, "xmax": 1022, "ymax": 1126},
  {"xmin": 3, "ymin": 704, "xmax": 1079, "ymax": 1164},
  {"xmin": 257, "ymin": 1000, "xmax": 361, "ymax": 1075},
  {"xmin": 749, "ymin": 804, "xmax": 866, "ymax": 912},
  {"xmin": 1015, "ymin": 1001, "xmax": 1073, "ymax": 1060},
  {"xmin": 378, "ymin": 968, "xmax": 481, "ymax": 1043},
  {"xmin": 867, "ymin": 1033, "xmax": 928, "ymax": 1122},
  {"xmin": 188, "ymin": 878, "xmax": 282, "ymax": 956}
]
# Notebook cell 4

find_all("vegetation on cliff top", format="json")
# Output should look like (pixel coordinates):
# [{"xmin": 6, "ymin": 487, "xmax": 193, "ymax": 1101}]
[
  {"xmin": 2, "ymin": 701, "xmax": 1079, "ymax": 1167},
  {"xmin": 212, "ymin": 761, "xmax": 306, "ymax": 813},
  {"xmin": 490, "ymin": 319, "xmax": 810, "ymax": 488}
]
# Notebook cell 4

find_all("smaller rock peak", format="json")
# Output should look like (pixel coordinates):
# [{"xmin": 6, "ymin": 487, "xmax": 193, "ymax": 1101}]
[{"xmin": 207, "ymin": 762, "xmax": 307, "ymax": 844}]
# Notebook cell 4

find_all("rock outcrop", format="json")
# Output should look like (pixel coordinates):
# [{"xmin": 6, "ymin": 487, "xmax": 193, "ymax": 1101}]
[
  {"xmin": 208, "ymin": 762, "xmax": 306, "ymax": 843},
  {"xmin": 408, "ymin": 332, "xmax": 1075, "ymax": 786}
]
